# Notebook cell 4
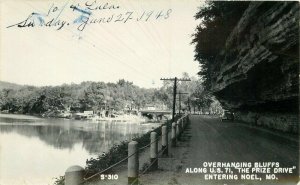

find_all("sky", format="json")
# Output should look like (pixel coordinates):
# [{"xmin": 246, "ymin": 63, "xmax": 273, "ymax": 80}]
[{"xmin": 0, "ymin": 0, "xmax": 204, "ymax": 88}]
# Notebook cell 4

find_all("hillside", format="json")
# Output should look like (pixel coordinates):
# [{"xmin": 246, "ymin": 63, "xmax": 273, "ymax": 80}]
[
  {"xmin": 0, "ymin": 80, "xmax": 175, "ymax": 116},
  {"xmin": 0, "ymin": 81, "xmax": 23, "ymax": 90}
]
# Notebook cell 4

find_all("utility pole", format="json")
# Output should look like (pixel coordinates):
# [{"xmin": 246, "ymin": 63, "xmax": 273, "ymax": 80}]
[
  {"xmin": 178, "ymin": 92, "xmax": 188, "ymax": 115},
  {"xmin": 179, "ymin": 93, "xmax": 181, "ymax": 115},
  {"xmin": 160, "ymin": 77, "xmax": 191, "ymax": 122}
]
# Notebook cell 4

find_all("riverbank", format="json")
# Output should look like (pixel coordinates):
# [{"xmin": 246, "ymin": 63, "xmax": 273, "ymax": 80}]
[
  {"xmin": 0, "ymin": 113, "xmax": 158, "ymax": 185},
  {"xmin": 53, "ymin": 116, "xmax": 179, "ymax": 185}
]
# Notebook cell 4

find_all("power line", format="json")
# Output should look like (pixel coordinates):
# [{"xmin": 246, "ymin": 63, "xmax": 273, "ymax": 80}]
[
  {"xmin": 160, "ymin": 77, "xmax": 191, "ymax": 122},
  {"xmin": 160, "ymin": 78, "xmax": 191, "ymax": 82}
]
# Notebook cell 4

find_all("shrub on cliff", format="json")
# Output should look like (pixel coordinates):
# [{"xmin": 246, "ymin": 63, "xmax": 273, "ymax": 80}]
[{"xmin": 192, "ymin": 1, "xmax": 249, "ymax": 90}]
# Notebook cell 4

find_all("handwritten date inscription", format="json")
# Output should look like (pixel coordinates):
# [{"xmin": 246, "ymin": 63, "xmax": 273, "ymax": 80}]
[{"xmin": 7, "ymin": 1, "xmax": 172, "ymax": 31}]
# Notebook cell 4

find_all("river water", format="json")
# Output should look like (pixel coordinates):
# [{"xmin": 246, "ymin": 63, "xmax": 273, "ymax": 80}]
[{"xmin": 0, "ymin": 114, "xmax": 158, "ymax": 185}]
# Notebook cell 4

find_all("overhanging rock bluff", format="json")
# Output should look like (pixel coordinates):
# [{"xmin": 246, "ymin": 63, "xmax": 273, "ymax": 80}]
[{"xmin": 211, "ymin": 2, "xmax": 299, "ymax": 132}]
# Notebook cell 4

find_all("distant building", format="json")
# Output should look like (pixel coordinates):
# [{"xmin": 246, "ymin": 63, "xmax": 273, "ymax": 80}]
[
  {"xmin": 83, "ymin": 111, "xmax": 94, "ymax": 115},
  {"xmin": 142, "ymin": 104, "xmax": 168, "ymax": 111},
  {"xmin": 145, "ymin": 104, "xmax": 156, "ymax": 110},
  {"xmin": 74, "ymin": 110, "xmax": 94, "ymax": 120}
]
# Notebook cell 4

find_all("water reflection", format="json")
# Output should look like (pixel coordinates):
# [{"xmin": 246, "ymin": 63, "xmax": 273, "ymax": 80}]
[
  {"xmin": 0, "ymin": 114, "xmax": 158, "ymax": 185},
  {"xmin": 0, "ymin": 115, "xmax": 155, "ymax": 154}
]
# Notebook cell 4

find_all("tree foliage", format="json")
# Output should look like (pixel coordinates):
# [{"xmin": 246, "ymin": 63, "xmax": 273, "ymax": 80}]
[
  {"xmin": 0, "ymin": 73, "xmax": 221, "ymax": 115},
  {"xmin": 192, "ymin": 1, "xmax": 249, "ymax": 90},
  {"xmin": 0, "ymin": 80, "xmax": 172, "ymax": 115}
]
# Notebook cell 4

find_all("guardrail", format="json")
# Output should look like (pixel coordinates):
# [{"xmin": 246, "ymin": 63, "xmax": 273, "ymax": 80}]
[{"xmin": 64, "ymin": 114, "xmax": 190, "ymax": 185}]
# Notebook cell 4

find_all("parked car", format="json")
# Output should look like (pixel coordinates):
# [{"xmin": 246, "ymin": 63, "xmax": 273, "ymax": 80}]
[{"xmin": 221, "ymin": 111, "xmax": 234, "ymax": 121}]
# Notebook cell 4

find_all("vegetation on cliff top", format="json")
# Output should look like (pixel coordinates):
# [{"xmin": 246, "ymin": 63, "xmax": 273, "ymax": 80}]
[{"xmin": 192, "ymin": 1, "xmax": 249, "ymax": 90}]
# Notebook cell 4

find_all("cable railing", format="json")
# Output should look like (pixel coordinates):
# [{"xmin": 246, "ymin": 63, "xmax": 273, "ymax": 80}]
[
  {"xmin": 82, "ymin": 134, "xmax": 163, "ymax": 183},
  {"xmin": 64, "ymin": 113, "xmax": 190, "ymax": 185},
  {"xmin": 128, "ymin": 133, "xmax": 172, "ymax": 185}
]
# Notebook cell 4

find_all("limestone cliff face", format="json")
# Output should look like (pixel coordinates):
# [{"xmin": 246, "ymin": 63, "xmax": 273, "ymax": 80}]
[
  {"xmin": 212, "ymin": 2, "xmax": 299, "ymax": 112},
  {"xmin": 210, "ymin": 2, "xmax": 299, "ymax": 132}
]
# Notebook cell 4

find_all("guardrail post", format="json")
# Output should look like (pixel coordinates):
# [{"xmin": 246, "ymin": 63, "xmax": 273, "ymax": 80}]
[
  {"xmin": 150, "ymin": 132, "xmax": 158, "ymax": 170},
  {"xmin": 65, "ymin": 165, "xmax": 84, "ymax": 185},
  {"xmin": 161, "ymin": 126, "xmax": 168, "ymax": 156},
  {"xmin": 128, "ymin": 141, "xmax": 139, "ymax": 185},
  {"xmin": 171, "ymin": 122, "xmax": 176, "ymax": 147}
]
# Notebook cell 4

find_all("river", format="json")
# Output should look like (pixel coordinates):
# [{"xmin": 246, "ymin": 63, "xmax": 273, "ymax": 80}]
[{"xmin": 0, "ymin": 114, "xmax": 158, "ymax": 185}]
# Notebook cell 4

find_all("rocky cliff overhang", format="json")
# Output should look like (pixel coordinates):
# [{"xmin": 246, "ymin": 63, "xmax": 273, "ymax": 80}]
[{"xmin": 211, "ymin": 1, "xmax": 299, "ymax": 113}]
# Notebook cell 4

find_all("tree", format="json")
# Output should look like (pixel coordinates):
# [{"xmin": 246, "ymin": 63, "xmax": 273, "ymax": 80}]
[
  {"xmin": 192, "ymin": 1, "xmax": 249, "ymax": 90},
  {"xmin": 0, "ymin": 76, "xmax": 205, "ymax": 115}
]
